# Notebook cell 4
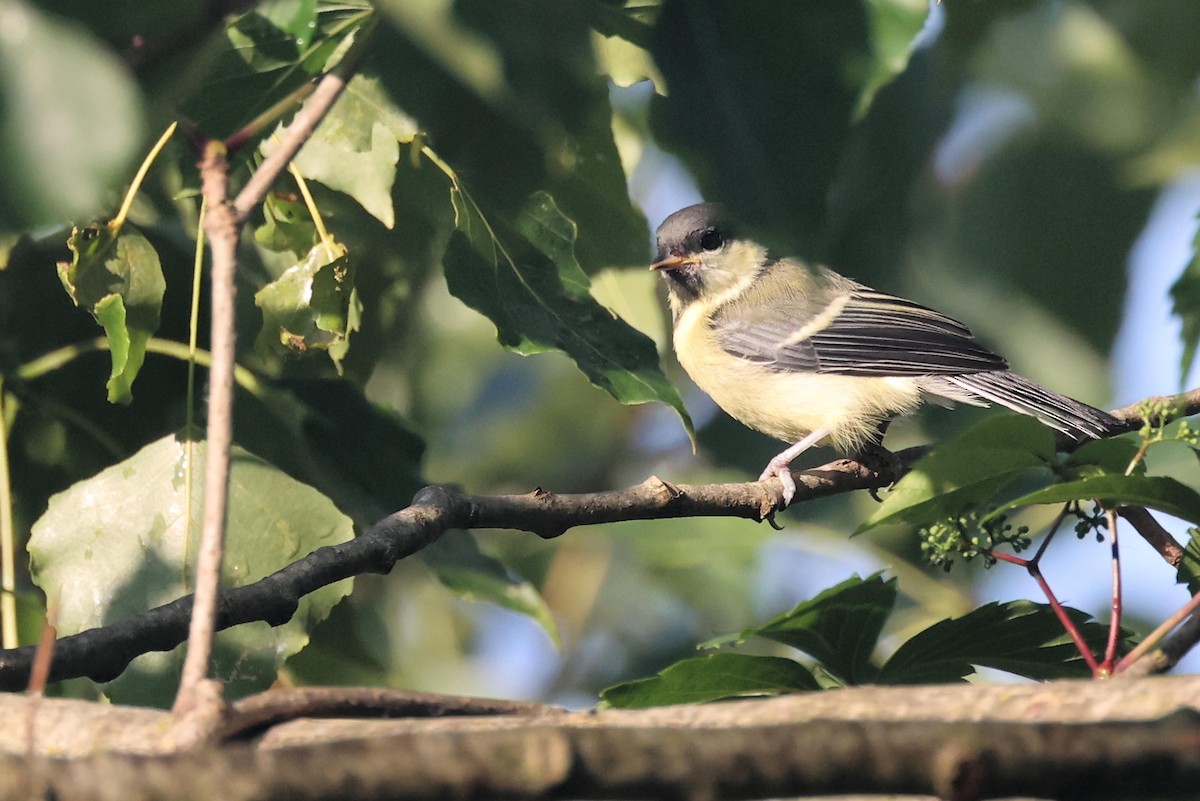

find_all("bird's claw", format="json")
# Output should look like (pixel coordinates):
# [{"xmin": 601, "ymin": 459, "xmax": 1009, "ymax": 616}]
[{"xmin": 759, "ymin": 463, "xmax": 796, "ymax": 510}]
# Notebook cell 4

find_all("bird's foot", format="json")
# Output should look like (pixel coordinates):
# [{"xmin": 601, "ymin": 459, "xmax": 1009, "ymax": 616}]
[
  {"xmin": 759, "ymin": 460, "xmax": 797, "ymax": 509},
  {"xmin": 853, "ymin": 442, "xmax": 904, "ymax": 492}
]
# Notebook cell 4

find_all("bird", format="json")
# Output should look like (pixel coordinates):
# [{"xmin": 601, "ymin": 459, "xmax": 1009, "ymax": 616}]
[{"xmin": 651, "ymin": 202, "xmax": 1118, "ymax": 508}]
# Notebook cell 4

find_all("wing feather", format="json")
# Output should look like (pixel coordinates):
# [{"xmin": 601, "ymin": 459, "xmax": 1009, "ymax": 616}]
[{"xmin": 713, "ymin": 275, "xmax": 1008, "ymax": 376}]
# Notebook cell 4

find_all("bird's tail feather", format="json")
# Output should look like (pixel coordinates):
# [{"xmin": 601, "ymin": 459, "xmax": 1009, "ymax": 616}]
[{"xmin": 926, "ymin": 371, "xmax": 1117, "ymax": 441}]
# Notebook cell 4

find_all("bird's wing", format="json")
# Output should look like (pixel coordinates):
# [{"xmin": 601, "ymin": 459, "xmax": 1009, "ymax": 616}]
[{"xmin": 713, "ymin": 281, "xmax": 1009, "ymax": 377}]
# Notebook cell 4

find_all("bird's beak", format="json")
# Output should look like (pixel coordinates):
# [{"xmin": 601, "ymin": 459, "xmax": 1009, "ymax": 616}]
[{"xmin": 649, "ymin": 255, "xmax": 698, "ymax": 272}]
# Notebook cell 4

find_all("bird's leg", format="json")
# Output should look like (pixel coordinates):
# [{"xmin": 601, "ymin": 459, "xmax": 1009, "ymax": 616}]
[{"xmin": 759, "ymin": 427, "xmax": 831, "ymax": 509}]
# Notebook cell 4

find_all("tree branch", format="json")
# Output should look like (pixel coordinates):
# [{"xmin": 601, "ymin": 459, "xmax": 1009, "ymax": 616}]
[
  {"xmin": 0, "ymin": 390, "xmax": 1195, "ymax": 691},
  {"xmin": 1, "ymin": 678, "xmax": 1199, "ymax": 800}
]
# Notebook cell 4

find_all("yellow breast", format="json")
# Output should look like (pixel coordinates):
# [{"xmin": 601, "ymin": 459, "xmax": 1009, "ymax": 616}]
[{"xmin": 673, "ymin": 303, "xmax": 923, "ymax": 453}]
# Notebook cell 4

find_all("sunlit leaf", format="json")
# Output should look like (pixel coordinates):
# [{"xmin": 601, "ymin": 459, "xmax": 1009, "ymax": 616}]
[
  {"xmin": 268, "ymin": 74, "xmax": 416, "ymax": 229},
  {"xmin": 859, "ymin": 416, "xmax": 1057, "ymax": 533},
  {"xmin": 254, "ymin": 239, "xmax": 362, "ymax": 374},
  {"xmin": 982, "ymin": 474, "xmax": 1200, "ymax": 527},
  {"xmin": 28, "ymin": 435, "xmax": 355, "ymax": 707},
  {"xmin": 56, "ymin": 224, "xmax": 164, "ymax": 403}
]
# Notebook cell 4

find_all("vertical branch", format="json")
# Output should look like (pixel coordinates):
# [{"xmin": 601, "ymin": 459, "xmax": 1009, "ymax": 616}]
[
  {"xmin": 0, "ymin": 382, "xmax": 16, "ymax": 649},
  {"xmin": 173, "ymin": 141, "xmax": 238, "ymax": 717},
  {"xmin": 1102, "ymin": 508, "xmax": 1123, "ymax": 674}
]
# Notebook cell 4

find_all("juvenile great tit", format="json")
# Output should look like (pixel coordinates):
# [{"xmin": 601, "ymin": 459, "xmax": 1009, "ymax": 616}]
[{"xmin": 652, "ymin": 202, "xmax": 1117, "ymax": 507}]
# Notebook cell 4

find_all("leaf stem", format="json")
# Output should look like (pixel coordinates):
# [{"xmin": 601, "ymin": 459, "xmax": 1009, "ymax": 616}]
[
  {"xmin": 111, "ymin": 121, "xmax": 178, "ymax": 234},
  {"xmin": 14, "ymin": 337, "xmax": 264, "ymax": 397}
]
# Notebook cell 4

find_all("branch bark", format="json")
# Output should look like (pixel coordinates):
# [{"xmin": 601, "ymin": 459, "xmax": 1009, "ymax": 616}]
[{"xmin": 1, "ymin": 677, "xmax": 1199, "ymax": 800}]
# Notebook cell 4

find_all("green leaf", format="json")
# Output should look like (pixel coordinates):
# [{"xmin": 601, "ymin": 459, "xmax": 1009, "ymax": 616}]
[
  {"xmin": 859, "ymin": 416, "xmax": 1057, "ymax": 533},
  {"xmin": 259, "ymin": 0, "xmax": 317, "ymax": 49},
  {"xmin": 56, "ymin": 224, "xmax": 165, "ymax": 403},
  {"xmin": 1170, "ymin": 214, "xmax": 1200, "ymax": 385},
  {"xmin": 441, "ymin": 181, "xmax": 694, "ymax": 442},
  {"xmin": 0, "ymin": 0, "xmax": 144, "ymax": 228},
  {"xmin": 1176, "ymin": 529, "xmax": 1200, "ymax": 596},
  {"xmin": 235, "ymin": 380, "xmax": 426, "ymax": 528},
  {"xmin": 254, "ymin": 240, "xmax": 362, "ymax": 374},
  {"xmin": 269, "ymin": 74, "xmax": 415, "ymax": 229},
  {"xmin": 373, "ymin": 0, "xmax": 648, "ymax": 270},
  {"xmin": 28, "ymin": 435, "xmax": 355, "ymax": 707},
  {"xmin": 650, "ymin": 0, "xmax": 871, "ymax": 259},
  {"xmin": 858, "ymin": 0, "xmax": 930, "ymax": 116},
  {"xmin": 421, "ymin": 530, "xmax": 559, "ymax": 646},
  {"xmin": 600, "ymin": 653, "xmax": 818, "ymax": 709},
  {"xmin": 878, "ymin": 601, "xmax": 1119, "ymax": 684},
  {"xmin": 742, "ymin": 573, "xmax": 896, "ymax": 684},
  {"xmin": 982, "ymin": 475, "xmax": 1200, "ymax": 527},
  {"xmin": 254, "ymin": 192, "xmax": 318, "ymax": 255},
  {"xmin": 1065, "ymin": 437, "xmax": 1144, "ymax": 477}
]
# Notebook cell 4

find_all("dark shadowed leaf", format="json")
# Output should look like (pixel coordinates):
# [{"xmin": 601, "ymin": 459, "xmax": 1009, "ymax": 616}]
[
  {"xmin": 1176, "ymin": 529, "xmax": 1200, "ymax": 595},
  {"xmin": 601, "ymin": 653, "xmax": 818, "ymax": 708},
  {"xmin": 650, "ymin": 0, "xmax": 871, "ymax": 260},
  {"xmin": 440, "ymin": 177, "xmax": 693, "ymax": 441},
  {"xmin": 1171, "ymin": 218, "xmax": 1200, "ymax": 384},
  {"xmin": 742, "ymin": 573, "xmax": 896, "ymax": 684},
  {"xmin": 878, "ymin": 601, "xmax": 1120, "ymax": 683}
]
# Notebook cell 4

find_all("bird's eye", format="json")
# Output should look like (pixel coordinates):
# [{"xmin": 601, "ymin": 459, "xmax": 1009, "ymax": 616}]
[{"xmin": 699, "ymin": 229, "xmax": 723, "ymax": 251}]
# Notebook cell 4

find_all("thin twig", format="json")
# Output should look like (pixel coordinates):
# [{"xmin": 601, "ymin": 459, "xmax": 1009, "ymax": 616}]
[{"xmin": 1103, "ymin": 508, "xmax": 1122, "ymax": 673}]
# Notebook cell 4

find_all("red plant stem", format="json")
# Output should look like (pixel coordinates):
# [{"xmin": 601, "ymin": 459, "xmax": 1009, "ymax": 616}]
[
  {"xmin": 1114, "ymin": 588, "xmax": 1200, "ymax": 673},
  {"xmin": 1028, "ymin": 562, "xmax": 1100, "ymax": 674},
  {"xmin": 1102, "ymin": 509, "xmax": 1123, "ymax": 674}
]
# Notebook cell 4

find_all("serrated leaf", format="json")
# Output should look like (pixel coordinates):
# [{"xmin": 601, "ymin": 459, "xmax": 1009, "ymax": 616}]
[
  {"xmin": 441, "ymin": 181, "xmax": 694, "ymax": 443},
  {"xmin": 600, "ymin": 653, "xmax": 817, "ymax": 709},
  {"xmin": 28, "ymin": 435, "xmax": 355, "ymax": 707},
  {"xmin": 982, "ymin": 475, "xmax": 1200, "ymax": 526},
  {"xmin": 422, "ymin": 530, "xmax": 559, "ymax": 646},
  {"xmin": 254, "ymin": 240, "xmax": 362, "ymax": 374},
  {"xmin": 859, "ymin": 416, "xmax": 1057, "ymax": 533},
  {"xmin": 0, "ymin": 0, "xmax": 144, "ymax": 228},
  {"xmin": 56, "ymin": 224, "xmax": 165, "ymax": 403},
  {"xmin": 742, "ymin": 573, "xmax": 896, "ymax": 684},
  {"xmin": 878, "ymin": 601, "xmax": 1120, "ymax": 684}
]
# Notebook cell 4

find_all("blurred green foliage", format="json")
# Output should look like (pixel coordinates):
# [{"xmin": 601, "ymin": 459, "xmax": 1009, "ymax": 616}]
[{"xmin": 0, "ymin": 0, "xmax": 1197, "ymax": 707}]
